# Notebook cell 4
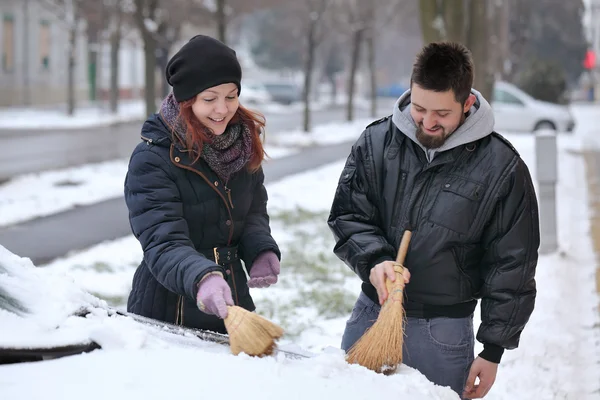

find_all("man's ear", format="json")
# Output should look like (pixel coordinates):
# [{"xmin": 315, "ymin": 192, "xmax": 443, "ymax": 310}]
[{"xmin": 463, "ymin": 93, "xmax": 476, "ymax": 113}]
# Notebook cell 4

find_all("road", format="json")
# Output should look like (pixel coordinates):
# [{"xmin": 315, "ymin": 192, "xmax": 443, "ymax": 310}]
[{"xmin": 0, "ymin": 99, "xmax": 395, "ymax": 181}]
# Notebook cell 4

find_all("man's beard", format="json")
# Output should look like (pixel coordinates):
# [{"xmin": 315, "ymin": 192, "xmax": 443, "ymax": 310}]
[
  {"xmin": 415, "ymin": 124, "xmax": 449, "ymax": 149},
  {"xmin": 415, "ymin": 114, "xmax": 466, "ymax": 149}
]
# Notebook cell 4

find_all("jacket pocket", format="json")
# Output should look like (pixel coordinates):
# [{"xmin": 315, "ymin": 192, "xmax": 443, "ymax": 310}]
[
  {"xmin": 451, "ymin": 247, "xmax": 474, "ymax": 300},
  {"xmin": 428, "ymin": 176, "xmax": 486, "ymax": 234}
]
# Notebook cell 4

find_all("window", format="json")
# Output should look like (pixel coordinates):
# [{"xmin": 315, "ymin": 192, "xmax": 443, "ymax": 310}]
[
  {"xmin": 2, "ymin": 14, "xmax": 14, "ymax": 72},
  {"xmin": 493, "ymin": 89, "xmax": 524, "ymax": 106},
  {"xmin": 39, "ymin": 20, "xmax": 50, "ymax": 70}
]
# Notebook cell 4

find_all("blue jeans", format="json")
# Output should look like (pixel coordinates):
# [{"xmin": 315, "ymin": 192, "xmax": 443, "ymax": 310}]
[{"xmin": 341, "ymin": 292, "xmax": 475, "ymax": 398}]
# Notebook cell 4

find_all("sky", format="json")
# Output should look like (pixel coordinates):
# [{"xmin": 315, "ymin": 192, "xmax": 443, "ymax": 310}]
[{"xmin": 1, "ymin": 105, "xmax": 600, "ymax": 399}]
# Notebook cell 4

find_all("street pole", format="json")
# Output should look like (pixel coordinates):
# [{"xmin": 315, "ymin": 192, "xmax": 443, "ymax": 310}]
[{"xmin": 536, "ymin": 129, "xmax": 558, "ymax": 254}]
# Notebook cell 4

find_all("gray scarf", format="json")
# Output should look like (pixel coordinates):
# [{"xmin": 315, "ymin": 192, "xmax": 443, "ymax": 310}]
[{"xmin": 160, "ymin": 93, "xmax": 253, "ymax": 181}]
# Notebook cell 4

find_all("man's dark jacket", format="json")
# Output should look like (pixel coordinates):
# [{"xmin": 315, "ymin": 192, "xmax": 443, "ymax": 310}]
[
  {"xmin": 124, "ymin": 113, "xmax": 279, "ymax": 333},
  {"xmin": 328, "ymin": 116, "xmax": 540, "ymax": 363}
]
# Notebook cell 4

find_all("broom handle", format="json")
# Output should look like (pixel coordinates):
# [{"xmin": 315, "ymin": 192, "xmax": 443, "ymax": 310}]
[{"xmin": 395, "ymin": 230, "xmax": 412, "ymax": 265}]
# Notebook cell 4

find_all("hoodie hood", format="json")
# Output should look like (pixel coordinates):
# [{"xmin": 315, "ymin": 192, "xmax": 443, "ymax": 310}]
[{"xmin": 392, "ymin": 88, "xmax": 495, "ymax": 162}]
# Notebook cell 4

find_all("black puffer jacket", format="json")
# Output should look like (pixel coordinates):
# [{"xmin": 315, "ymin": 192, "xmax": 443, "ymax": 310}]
[
  {"xmin": 328, "ymin": 116, "xmax": 539, "ymax": 361},
  {"xmin": 124, "ymin": 113, "xmax": 280, "ymax": 333}
]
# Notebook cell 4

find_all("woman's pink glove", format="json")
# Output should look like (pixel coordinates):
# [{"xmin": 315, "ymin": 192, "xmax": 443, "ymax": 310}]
[
  {"xmin": 196, "ymin": 273, "xmax": 234, "ymax": 319},
  {"xmin": 247, "ymin": 251, "xmax": 280, "ymax": 288}
]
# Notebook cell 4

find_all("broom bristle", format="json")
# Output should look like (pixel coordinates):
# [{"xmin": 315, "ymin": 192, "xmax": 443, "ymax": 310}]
[
  {"xmin": 224, "ymin": 305, "xmax": 284, "ymax": 357},
  {"xmin": 346, "ymin": 267, "xmax": 406, "ymax": 375}
]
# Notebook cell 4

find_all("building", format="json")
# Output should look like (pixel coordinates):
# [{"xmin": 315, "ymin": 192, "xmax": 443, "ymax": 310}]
[{"xmin": 0, "ymin": 0, "xmax": 145, "ymax": 108}]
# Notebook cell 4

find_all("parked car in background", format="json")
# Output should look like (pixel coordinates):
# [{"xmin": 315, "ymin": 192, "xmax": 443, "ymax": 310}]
[
  {"xmin": 262, "ymin": 82, "xmax": 302, "ymax": 105},
  {"xmin": 240, "ymin": 82, "xmax": 272, "ymax": 104},
  {"xmin": 491, "ymin": 81, "xmax": 575, "ymax": 133},
  {"xmin": 376, "ymin": 83, "xmax": 408, "ymax": 98}
]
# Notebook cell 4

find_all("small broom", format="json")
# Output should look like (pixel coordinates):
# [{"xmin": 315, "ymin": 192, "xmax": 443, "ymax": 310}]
[
  {"xmin": 345, "ymin": 230, "xmax": 412, "ymax": 375},
  {"xmin": 224, "ymin": 305, "xmax": 284, "ymax": 357}
]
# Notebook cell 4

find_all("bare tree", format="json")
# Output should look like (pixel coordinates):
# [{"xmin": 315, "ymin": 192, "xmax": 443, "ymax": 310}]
[
  {"xmin": 465, "ymin": 0, "xmax": 493, "ymax": 99},
  {"xmin": 200, "ymin": 0, "xmax": 286, "ymax": 43},
  {"xmin": 79, "ymin": 1, "xmax": 105, "ymax": 103},
  {"xmin": 132, "ymin": 0, "xmax": 201, "ymax": 116},
  {"xmin": 105, "ymin": 0, "xmax": 132, "ymax": 113},
  {"xmin": 418, "ymin": 0, "xmax": 496, "ymax": 99},
  {"xmin": 336, "ymin": 0, "xmax": 368, "ymax": 121},
  {"xmin": 334, "ymin": 0, "xmax": 406, "ymax": 120},
  {"xmin": 38, "ymin": 0, "xmax": 84, "ymax": 115},
  {"xmin": 297, "ymin": 0, "xmax": 332, "ymax": 132},
  {"xmin": 133, "ymin": 0, "xmax": 161, "ymax": 116}
]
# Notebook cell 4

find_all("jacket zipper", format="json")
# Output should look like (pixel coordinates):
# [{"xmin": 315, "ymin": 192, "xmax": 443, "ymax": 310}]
[
  {"xmin": 414, "ymin": 166, "xmax": 434, "ymax": 226},
  {"xmin": 224, "ymin": 180, "xmax": 234, "ymax": 209},
  {"xmin": 170, "ymin": 146, "xmax": 239, "ymax": 306}
]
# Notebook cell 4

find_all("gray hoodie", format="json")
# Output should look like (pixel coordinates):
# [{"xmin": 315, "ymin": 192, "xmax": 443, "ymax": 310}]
[{"xmin": 392, "ymin": 88, "xmax": 495, "ymax": 162}]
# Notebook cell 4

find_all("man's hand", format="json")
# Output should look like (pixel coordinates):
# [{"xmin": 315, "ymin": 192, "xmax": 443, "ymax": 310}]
[
  {"xmin": 369, "ymin": 261, "xmax": 411, "ymax": 305},
  {"xmin": 463, "ymin": 356, "xmax": 498, "ymax": 399}
]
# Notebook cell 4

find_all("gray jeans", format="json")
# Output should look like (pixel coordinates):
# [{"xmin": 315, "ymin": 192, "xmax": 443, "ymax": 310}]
[{"xmin": 341, "ymin": 292, "xmax": 475, "ymax": 398}]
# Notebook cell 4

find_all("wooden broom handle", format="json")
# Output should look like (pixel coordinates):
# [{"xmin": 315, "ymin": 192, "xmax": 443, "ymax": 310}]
[{"xmin": 395, "ymin": 230, "xmax": 412, "ymax": 265}]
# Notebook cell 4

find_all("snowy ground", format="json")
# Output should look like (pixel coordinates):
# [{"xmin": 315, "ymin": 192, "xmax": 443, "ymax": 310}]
[{"xmin": 1, "ymin": 105, "xmax": 600, "ymax": 399}]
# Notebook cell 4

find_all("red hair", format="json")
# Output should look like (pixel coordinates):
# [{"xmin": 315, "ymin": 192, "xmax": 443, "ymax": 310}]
[{"xmin": 176, "ymin": 100, "xmax": 266, "ymax": 172}]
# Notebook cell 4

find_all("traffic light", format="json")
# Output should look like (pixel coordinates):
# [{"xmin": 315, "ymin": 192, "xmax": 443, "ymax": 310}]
[{"xmin": 583, "ymin": 49, "xmax": 596, "ymax": 70}]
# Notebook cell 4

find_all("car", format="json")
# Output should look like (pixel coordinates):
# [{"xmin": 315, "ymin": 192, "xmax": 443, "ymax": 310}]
[
  {"xmin": 262, "ymin": 82, "xmax": 302, "ymax": 105},
  {"xmin": 376, "ymin": 83, "xmax": 408, "ymax": 98},
  {"xmin": 239, "ymin": 82, "xmax": 272, "ymax": 104},
  {"xmin": 491, "ymin": 81, "xmax": 575, "ymax": 133}
]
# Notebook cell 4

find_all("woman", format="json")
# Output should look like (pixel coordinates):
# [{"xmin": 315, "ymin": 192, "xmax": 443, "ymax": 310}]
[{"xmin": 124, "ymin": 35, "xmax": 281, "ymax": 334}]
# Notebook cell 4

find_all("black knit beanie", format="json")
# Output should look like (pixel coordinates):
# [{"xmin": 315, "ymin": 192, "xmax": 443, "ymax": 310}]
[{"xmin": 165, "ymin": 35, "xmax": 242, "ymax": 102}]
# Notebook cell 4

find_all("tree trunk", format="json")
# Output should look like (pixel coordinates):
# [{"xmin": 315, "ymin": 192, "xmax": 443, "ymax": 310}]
[
  {"xmin": 303, "ymin": 19, "xmax": 317, "ymax": 133},
  {"xmin": 366, "ymin": 30, "xmax": 377, "ymax": 118},
  {"xmin": 67, "ymin": 25, "xmax": 77, "ymax": 116},
  {"xmin": 143, "ymin": 34, "xmax": 157, "ymax": 116},
  {"xmin": 443, "ymin": 0, "xmax": 465, "ymax": 42},
  {"xmin": 86, "ymin": 2, "xmax": 103, "ymax": 103},
  {"xmin": 497, "ymin": 0, "xmax": 510, "ymax": 79},
  {"xmin": 419, "ymin": 0, "xmax": 442, "ymax": 44},
  {"xmin": 328, "ymin": 75, "xmax": 337, "ymax": 105},
  {"xmin": 156, "ymin": 47, "xmax": 170, "ymax": 98},
  {"xmin": 216, "ymin": 0, "xmax": 227, "ymax": 43},
  {"xmin": 22, "ymin": 0, "xmax": 31, "ymax": 105},
  {"xmin": 467, "ymin": 0, "xmax": 493, "ymax": 100},
  {"xmin": 346, "ymin": 28, "xmax": 364, "ymax": 122},
  {"xmin": 109, "ymin": 5, "xmax": 122, "ymax": 114}
]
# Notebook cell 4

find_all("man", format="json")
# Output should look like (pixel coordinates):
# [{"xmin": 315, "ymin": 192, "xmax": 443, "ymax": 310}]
[{"xmin": 328, "ymin": 42, "xmax": 539, "ymax": 399}]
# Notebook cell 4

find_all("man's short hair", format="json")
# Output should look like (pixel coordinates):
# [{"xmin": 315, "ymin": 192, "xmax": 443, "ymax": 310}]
[{"xmin": 410, "ymin": 42, "xmax": 474, "ymax": 104}]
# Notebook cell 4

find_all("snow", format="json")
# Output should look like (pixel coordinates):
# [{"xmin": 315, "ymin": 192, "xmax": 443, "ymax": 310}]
[
  {"xmin": 1, "ymin": 104, "xmax": 600, "ymax": 399},
  {"xmin": 0, "ymin": 349, "xmax": 455, "ymax": 400},
  {"xmin": 0, "ymin": 240, "xmax": 456, "ymax": 400},
  {"xmin": 0, "ymin": 101, "xmax": 147, "ymax": 130}
]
